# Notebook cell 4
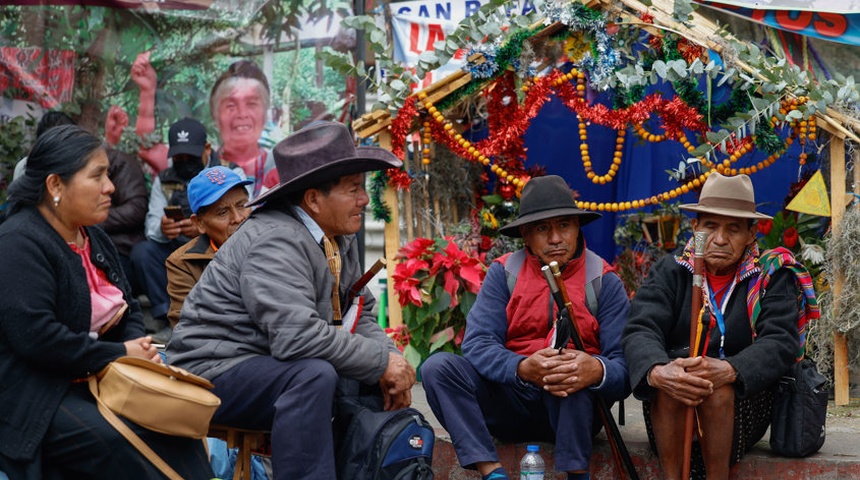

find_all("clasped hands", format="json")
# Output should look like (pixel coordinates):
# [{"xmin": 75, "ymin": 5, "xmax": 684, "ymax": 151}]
[
  {"xmin": 647, "ymin": 356, "xmax": 737, "ymax": 407},
  {"xmin": 124, "ymin": 336, "xmax": 162, "ymax": 364},
  {"xmin": 517, "ymin": 347, "xmax": 603, "ymax": 397}
]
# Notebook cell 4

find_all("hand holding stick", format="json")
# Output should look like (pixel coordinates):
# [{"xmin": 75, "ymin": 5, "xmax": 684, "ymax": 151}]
[
  {"xmin": 543, "ymin": 261, "xmax": 639, "ymax": 480},
  {"xmin": 682, "ymin": 231, "xmax": 709, "ymax": 479}
]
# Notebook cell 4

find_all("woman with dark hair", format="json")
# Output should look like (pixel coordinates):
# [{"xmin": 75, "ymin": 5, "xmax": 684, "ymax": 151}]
[{"xmin": 0, "ymin": 125, "xmax": 214, "ymax": 479}]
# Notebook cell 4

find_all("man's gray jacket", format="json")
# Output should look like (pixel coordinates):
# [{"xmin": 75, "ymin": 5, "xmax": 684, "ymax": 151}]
[{"xmin": 167, "ymin": 206, "xmax": 398, "ymax": 383}]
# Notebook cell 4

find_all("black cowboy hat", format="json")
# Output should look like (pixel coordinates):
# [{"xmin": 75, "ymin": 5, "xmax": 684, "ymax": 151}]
[
  {"xmin": 247, "ymin": 121, "xmax": 402, "ymax": 207},
  {"xmin": 499, "ymin": 175, "xmax": 601, "ymax": 238}
]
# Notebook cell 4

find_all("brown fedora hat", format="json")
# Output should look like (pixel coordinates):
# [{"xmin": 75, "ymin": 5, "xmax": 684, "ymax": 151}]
[
  {"xmin": 680, "ymin": 172, "xmax": 772, "ymax": 219},
  {"xmin": 247, "ymin": 121, "xmax": 402, "ymax": 207},
  {"xmin": 499, "ymin": 175, "xmax": 601, "ymax": 238}
]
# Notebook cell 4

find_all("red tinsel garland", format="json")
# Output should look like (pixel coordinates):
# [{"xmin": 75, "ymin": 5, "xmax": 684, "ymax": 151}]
[
  {"xmin": 390, "ymin": 96, "xmax": 417, "ymax": 160},
  {"xmin": 387, "ymin": 70, "xmax": 711, "ymax": 191},
  {"xmin": 387, "ymin": 167, "xmax": 413, "ymax": 191}
]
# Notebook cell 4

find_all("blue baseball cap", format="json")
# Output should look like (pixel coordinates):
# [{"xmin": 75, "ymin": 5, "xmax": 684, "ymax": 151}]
[{"xmin": 187, "ymin": 166, "xmax": 253, "ymax": 214}]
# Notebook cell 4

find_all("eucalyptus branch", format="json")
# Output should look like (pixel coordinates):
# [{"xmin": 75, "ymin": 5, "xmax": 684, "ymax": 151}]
[{"xmin": 316, "ymin": 14, "xmax": 418, "ymax": 112}]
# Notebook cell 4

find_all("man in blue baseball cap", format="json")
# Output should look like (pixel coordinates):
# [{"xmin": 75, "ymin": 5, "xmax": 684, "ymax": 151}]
[{"xmin": 164, "ymin": 166, "xmax": 252, "ymax": 331}]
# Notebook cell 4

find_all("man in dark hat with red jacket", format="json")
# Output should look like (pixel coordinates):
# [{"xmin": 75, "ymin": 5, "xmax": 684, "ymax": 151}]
[
  {"xmin": 166, "ymin": 121, "xmax": 415, "ymax": 479},
  {"xmin": 421, "ymin": 175, "xmax": 631, "ymax": 480}
]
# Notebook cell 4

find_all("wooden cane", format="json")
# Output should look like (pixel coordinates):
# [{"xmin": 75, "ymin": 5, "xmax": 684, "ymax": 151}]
[
  {"xmin": 347, "ymin": 258, "xmax": 387, "ymax": 305},
  {"xmin": 682, "ymin": 231, "xmax": 709, "ymax": 479},
  {"xmin": 547, "ymin": 262, "xmax": 639, "ymax": 480}
]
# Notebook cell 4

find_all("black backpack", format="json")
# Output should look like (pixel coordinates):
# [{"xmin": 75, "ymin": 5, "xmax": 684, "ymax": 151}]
[{"xmin": 335, "ymin": 395, "xmax": 435, "ymax": 480}]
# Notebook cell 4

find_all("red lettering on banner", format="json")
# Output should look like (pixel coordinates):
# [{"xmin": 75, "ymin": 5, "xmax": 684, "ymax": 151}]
[
  {"xmin": 426, "ymin": 24, "xmax": 445, "ymax": 51},
  {"xmin": 409, "ymin": 23, "xmax": 446, "ymax": 55},
  {"xmin": 815, "ymin": 13, "xmax": 847, "ymax": 37},
  {"xmin": 775, "ymin": 10, "xmax": 813, "ymax": 31},
  {"xmin": 410, "ymin": 23, "xmax": 421, "ymax": 54},
  {"xmin": 751, "ymin": 9, "xmax": 766, "ymax": 22}
]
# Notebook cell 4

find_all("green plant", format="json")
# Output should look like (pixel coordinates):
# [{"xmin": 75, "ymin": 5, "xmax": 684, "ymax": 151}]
[
  {"xmin": 0, "ymin": 113, "xmax": 37, "ymax": 204},
  {"xmin": 612, "ymin": 202, "xmax": 692, "ymax": 297},
  {"xmin": 391, "ymin": 237, "xmax": 487, "ymax": 368},
  {"xmin": 756, "ymin": 211, "xmax": 827, "ymax": 280}
]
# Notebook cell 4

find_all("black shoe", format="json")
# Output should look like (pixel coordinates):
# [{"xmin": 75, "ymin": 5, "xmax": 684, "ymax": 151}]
[{"xmin": 151, "ymin": 326, "xmax": 173, "ymax": 346}]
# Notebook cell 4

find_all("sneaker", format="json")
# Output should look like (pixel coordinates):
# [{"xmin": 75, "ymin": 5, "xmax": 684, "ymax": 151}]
[{"xmin": 151, "ymin": 326, "xmax": 173, "ymax": 346}]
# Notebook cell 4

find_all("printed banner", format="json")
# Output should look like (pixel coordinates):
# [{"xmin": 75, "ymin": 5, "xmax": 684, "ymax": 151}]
[
  {"xmin": 696, "ymin": 1, "xmax": 860, "ymax": 46},
  {"xmin": 0, "ymin": 47, "xmax": 76, "ymax": 109},
  {"xmin": 388, "ymin": 0, "xmax": 538, "ymax": 89}
]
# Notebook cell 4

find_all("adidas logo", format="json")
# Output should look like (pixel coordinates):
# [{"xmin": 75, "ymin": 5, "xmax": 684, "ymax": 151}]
[{"xmin": 176, "ymin": 130, "xmax": 190, "ymax": 143}]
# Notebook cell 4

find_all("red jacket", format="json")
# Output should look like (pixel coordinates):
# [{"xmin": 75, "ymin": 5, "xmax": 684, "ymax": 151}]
[{"xmin": 499, "ymin": 248, "xmax": 602, "ymax": 356}]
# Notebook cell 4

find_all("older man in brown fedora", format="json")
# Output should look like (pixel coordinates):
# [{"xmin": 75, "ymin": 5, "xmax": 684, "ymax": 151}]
[
  {"xmin": 421, "ymin": 175, "xmax": 631, "ymax": 480},
  {"xmin": 167, "ymin": 121, "xmax": 416, "ymax": 479},
  {"xmin": 623, "ymin": 172, "xmax": 805, "ymax": 479}
]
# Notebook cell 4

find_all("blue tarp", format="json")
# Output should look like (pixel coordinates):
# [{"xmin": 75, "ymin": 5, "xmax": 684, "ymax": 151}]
[{"xmin": 499, "ymin": 86, "xmax": 812, "ymax": 262}]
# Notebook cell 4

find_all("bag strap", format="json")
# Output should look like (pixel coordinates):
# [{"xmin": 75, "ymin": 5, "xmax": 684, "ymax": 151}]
[
  {"xmin": 584, "ymin": 249, "xmax": 603, "ymax": 317},
  {"xmin": 504, "ymin": 249, "xmax": 527, "ymax": 296},
  {"xmin": 87, "ymin": 375, "xmax": 183, "ymax": 480}
]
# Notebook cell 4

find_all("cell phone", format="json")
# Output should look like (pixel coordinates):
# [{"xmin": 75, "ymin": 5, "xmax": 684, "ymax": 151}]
[{"xmin": 163, "ymin": 205, "xmax": 186, "ymax": 221}]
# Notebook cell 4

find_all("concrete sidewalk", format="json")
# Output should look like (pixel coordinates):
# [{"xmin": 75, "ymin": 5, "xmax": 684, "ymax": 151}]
[{"xmin": 410, "ymin": 382, "xmax": 860, "ymax": 479}]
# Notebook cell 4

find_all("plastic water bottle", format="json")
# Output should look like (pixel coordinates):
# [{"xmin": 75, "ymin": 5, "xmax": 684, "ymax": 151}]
[{"xmin": 520, "ymin": 444, "xmax": 545, "ymax": 480}]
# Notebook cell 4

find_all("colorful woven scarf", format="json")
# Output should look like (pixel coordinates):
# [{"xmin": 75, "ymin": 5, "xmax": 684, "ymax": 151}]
[{"xmin": 746, "ymin": 246, "xmax": 819, "ymax": 361}]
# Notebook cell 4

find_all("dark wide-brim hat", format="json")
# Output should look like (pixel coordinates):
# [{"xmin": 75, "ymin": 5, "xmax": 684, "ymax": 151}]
[
  {"xmin": 680, "ymin": 172, "xmax": 772, "ymax": 219},
  {"xmin": 499, "ymin": 175, "xmax": 601, "ymax": 238},
  {"xmin": 247, "ymin": 121, "xmax": 402, "ymax": 207}
]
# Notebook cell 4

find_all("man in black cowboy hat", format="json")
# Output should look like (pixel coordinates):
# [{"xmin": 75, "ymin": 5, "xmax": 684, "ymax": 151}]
[
  {"xmin": 623, "ymin": 172, "xmax": 809, "ymax": 479},
  {"xmin": 166, "ymin": 121, "xmax": 415, "ymax": 479},
  {"xmin": 421, "ymin": 175, "xmax": 631, "ymax": 480}
]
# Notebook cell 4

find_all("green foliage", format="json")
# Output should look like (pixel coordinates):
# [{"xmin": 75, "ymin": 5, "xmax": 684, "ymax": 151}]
[
  {"xmin": 318, "ymin": 14, "xmax": 419, "ymax": 113},
  {"xmin": 756, "ymin": 210, "xmax": 828, "ymax": 280},
  {"xmin": 0, "ymin": 113, "xmax": 37, "ymax": 204},
  {"xmin": 612, "ymin": 202, "xmax": 692, "ymax": 297}
]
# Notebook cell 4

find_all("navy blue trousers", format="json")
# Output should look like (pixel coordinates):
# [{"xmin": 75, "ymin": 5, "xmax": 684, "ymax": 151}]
[
  {"xmin": 130, "ymin": 239, "xmax": 184, "ymax": 319},
  {"xmin": 421, "ymin": 352, "xmax": 598, "ymax": 472},
  {"xmin": 0, "ymin": 383, "xmax": 214, "ymax": 479},
  {"xmin": 210, "ymin": 356, "xmax": 339, "ymax": 480}
]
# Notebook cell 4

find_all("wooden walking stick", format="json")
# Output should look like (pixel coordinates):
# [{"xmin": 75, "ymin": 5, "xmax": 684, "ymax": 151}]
[
  {"xmin": 682, "ymin": 231, "xmax": 709, "ymax": 479},
  {"xmin": 544, "ymin": 263, "xmax": 639, "ymax": 480}
]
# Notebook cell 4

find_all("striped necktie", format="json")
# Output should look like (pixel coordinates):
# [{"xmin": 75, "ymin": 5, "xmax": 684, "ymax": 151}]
[{"xmin": 322, "ymin": 235, "xmax": 342, "ymax": 326}]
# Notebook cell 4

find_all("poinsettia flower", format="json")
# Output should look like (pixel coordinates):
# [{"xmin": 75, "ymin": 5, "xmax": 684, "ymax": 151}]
[
  {"xmin": 442, "ymin": 268, "xmax": 461, "ymax": 308},
  {"xmin": 758, "ymin": 219, "xmax": 773, "ymax": 235},
  {"xmin": 385, "ymin": 325, "xmax": 410, "ymax": 352},
  {"xmin": 429, "ymin": 238, "xmax": 466, "ymax": 276},
  {"xmin": 480, "ymin": 235, "xmax": 493, "ymax": 252},
  {"xmin": 458, "ymin": 257, "xmax": 486, "ymax": 294},
  {"xmin": 783, "ymin": 226, "xmax": 799, "ymax": 248},
  {"xmin": 397, "ymin": 237, "xmax": 436, "ymax": 261},
  {"xmin": 454, "ymin": 327, "xmax": 465, "ymax": 346},
  {"xmin": 392, "ymin": 258, "xmax": 429, "ymax": 307}
]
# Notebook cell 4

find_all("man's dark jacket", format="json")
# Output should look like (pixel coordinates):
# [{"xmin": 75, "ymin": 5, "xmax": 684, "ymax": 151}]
[{"xmin": 623, "ymin": 254, "xmax": 800, "ymax": 400}]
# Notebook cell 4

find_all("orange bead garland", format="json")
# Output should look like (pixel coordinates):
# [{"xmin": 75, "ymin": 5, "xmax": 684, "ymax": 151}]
[
  {"xmin": 412, "ymin": 68, "xmax": 805, "ymax": 209},
  {"xmin": 416, "ymin": 91, "xmax": 525, "ymax": 189}
]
